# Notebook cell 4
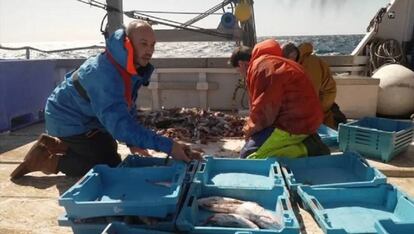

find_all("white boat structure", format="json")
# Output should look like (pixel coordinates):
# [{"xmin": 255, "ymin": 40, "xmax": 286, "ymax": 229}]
[{"xmin": 1, "ymin": 0, "xmax": 414, "ymax": 133}]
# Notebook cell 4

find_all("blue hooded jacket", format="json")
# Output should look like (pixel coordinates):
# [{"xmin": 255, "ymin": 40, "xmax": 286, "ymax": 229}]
[{"xmin": 45, "ymin": 29, "xmax": 173, "ymax": 154}]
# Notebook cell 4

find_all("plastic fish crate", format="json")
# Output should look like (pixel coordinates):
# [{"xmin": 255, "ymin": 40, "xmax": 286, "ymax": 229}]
[
  {"xmin": 375, "ymin": 219, "xmax": 414, "ymax": 234},
  {"xmin": 193, "ymin": 156, "xmax": 284, "ymax": 189},
  {"xmin": 318, "ymin": 124, "xmax": 339, "ymax": 147},
  {"xmin": 280, "ymin": 152, "xmax": 386, "ymax": 200},
  {"xmin": 298, "ymin": 184, "xmax": 414, "ymax": 234},
  {"xmin": 338, "ymin": 117, "xmax": 414, "ymax": 162},
  {"xmin": 118, "ymin": 155, "xmax": 198, "ymax": 183},
  {"xmin": 176, "ymin": 182, "xmax": 299, "ymax": 234},
  {"xmin": 59, "ymin": 164, "xmax": 187, "ymax": 219}
]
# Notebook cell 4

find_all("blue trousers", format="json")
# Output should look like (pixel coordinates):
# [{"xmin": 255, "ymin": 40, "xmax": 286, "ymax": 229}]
[{"xmin": 239, "ymin": 127, "xmax": 275, "ymax": 158}]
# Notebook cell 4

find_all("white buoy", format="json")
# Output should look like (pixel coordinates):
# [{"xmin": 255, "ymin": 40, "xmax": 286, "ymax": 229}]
[{"xmin": 373, "ymin": 64, "xmax": 414, "ymax": 116}]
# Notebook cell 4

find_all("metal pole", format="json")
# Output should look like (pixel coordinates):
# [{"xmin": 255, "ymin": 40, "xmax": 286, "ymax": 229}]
[
  {"xmin": 106, "ymin": 0, "xmax": 124, "ymax": 37},
  {"xmin": 241, "ymin": 0, "xmax": 257, "ymax": 47}
]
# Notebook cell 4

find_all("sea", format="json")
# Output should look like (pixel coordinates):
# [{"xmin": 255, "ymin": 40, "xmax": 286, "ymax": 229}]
[{"xmin": 0, "ymin": 34, "xmax": 364, "ymax": 60}]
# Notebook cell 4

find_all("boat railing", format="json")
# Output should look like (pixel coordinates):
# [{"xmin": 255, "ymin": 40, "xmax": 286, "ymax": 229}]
[{"xmin": 0, "ymin": 45, "xmax": 105, "ymax": 60}]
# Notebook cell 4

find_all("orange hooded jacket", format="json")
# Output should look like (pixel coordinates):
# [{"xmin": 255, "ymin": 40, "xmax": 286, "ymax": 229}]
[{"xmin": 244, "ymin": 39, "xmax": 323, "ymax": 138}]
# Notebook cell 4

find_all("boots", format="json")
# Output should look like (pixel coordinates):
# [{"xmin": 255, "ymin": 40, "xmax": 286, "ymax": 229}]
[{"xmin": 10, "ymin": 134, "xmax": 68, "ymax": 179}]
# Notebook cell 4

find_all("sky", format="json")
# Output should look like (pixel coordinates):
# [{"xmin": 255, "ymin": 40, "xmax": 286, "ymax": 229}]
[{"xmin": 0, "ymin": 0, "xmax": 390, "ymax": 43}]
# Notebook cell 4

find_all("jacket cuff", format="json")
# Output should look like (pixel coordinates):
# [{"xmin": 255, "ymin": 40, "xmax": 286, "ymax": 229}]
[{"xmin": 156, "ymin": 136, "xmax": 174, "ymax": 154}]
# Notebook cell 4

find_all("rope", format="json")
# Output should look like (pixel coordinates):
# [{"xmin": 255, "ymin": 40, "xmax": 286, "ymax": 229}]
[
  {"xmin": 0, "ymin": 45, "xmax": 104, "ymax": 54},
  {"xmin": 368, "ymin": 38, "xmax": 406, "ymax": 75},
  {"xmin": 131, "ymin": 10, "xmax": 223, "ymax": 15}
]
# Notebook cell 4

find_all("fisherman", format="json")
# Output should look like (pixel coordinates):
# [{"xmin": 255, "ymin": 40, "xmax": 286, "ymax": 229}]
[
  {"xmin": 282, "ymin": 42, "xmax": 346, "ymax": 129},
  {"xmin": 230, "ymin": 39, "xmax": 330, "ymax": 159},
  {"xmin": 11, "ymin": 20, "xmax": 202, "ymax": 179}
]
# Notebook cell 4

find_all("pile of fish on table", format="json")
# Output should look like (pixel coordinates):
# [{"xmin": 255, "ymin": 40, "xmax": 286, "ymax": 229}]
[
  {"xmin": 199, "ymin": 196, "xmax": 282, "ymax": 230},
  {"xmin": 137, "ymin": 108, "xmax": 246, "ymax": 144}
]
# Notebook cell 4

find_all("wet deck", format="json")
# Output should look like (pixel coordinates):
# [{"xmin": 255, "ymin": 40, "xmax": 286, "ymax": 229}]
[{"xmin": 1, "ymin": 123, "xmax": 413, "ymax": 234}]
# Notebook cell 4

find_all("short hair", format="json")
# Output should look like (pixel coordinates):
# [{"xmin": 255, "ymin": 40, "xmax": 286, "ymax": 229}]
[
  {"xmin": 126, "ymin": 20, "xmax": 152, "ymax": 37},
  {"xmin": 282, "ymin": 42, "xmax": 299, "ymax": 62},
  {"xmin": 229, "ymin": 45, "xmax": 252, "ymax": 67}
]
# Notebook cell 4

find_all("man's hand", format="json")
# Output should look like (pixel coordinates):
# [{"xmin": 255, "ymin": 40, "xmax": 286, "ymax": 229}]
[
  {"xmin": 129, "ymin": 146, "xmax": 151, "ymax": 157},
  {"xmin": 170, "ymin": 141, "xmax": 203, "ymax": 163}
]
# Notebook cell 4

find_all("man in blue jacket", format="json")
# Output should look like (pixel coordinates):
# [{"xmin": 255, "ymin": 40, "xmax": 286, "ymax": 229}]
[{"xmin": 11, "ymin": 20, "xmax": 201, "ymax": 179}]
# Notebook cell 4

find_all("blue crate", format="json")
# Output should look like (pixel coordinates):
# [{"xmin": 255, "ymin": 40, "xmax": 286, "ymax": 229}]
[
  {"xmin": 298, "ymin": 184, "xmax": 414, "ymax": 234},
  {"xmin": 0, "ymin": 60, "xmax": 57, "ymax": 132},
  {"xmin": 375, "ymin": 219, "xmax": 414, "ymax": 234},
  {"xmin": 338, "ymin": 117, "xmax": 414, "ymax": 162},
  {"xmin": 58, "ymin": 213, "xmax": 175, "ymax": 234},
  {"xmin": 58, "ymin": 213, "xmax": 107, "ymax": 234},
  {"xmin": 193, "ymin": 156, "xmax": 283, "ymax": 189},
  {"xmin": 119, "ymin": 155, "xmax": 199, "ymax": 183},
  {"xmin": 59, "ymin": 164, "xmax": 187, "ymax": 219},
  {"xmin": 176, "ymin": 182, "xmax": 299, "ymax": 234},
  {"xmin": 102, "ymin": 222, "xmax": 175, "ymax": 234},
  {"xmin": 318, "ymin": 124, "xmax": 339, "ymax": 147},
  {"xmin": 280, "ymin": 152, "xmax": 386, "ymax": 200}
]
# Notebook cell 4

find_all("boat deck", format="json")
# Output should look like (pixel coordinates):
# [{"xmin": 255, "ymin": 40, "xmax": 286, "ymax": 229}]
[{"xmin": 0, "ymin": 123, "xmax": 413, "ymax": 234}]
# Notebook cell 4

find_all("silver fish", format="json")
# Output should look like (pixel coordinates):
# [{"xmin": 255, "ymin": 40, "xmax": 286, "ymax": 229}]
[
  {"xmin": 198, "ymin": 196, "xmax": 244, "ymax": 213},
  {"xmin": 206, "ymin": 213, "xmax": 260, "ymax": 229},
  {"xmin": 235, "ymin": 201, "xmax": 282, "ymax": 230}
]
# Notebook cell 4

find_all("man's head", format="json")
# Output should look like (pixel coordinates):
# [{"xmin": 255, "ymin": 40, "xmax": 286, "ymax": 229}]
[
  {"xmin": 230, "ymin": 45, "xmax": 252, "ymax": 77},
  {"xmin": 282, "ymin": 42, "xmax": 299, "ymax": 62},
  {"xmin": 126, "ymin": 20, "xmax": 156, "ymax": 67}
]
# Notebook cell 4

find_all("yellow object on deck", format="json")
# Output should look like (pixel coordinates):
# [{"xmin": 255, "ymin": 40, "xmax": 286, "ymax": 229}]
[{"xmin": 248, "ymin": 128, "xmax": 308, "ymax": 159}]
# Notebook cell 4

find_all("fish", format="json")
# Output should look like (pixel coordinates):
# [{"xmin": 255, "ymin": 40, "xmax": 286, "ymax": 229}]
[
  {"xmin": 205, "ymin": 213, "xmax": 260, "ymax": 229},
  {"xmin": 198, "ymin": 196, "xmax": 244, "ymax": 213},
  {"xmin": 235, "ymin": 201, "xmax": 282, "ymax": 230}
]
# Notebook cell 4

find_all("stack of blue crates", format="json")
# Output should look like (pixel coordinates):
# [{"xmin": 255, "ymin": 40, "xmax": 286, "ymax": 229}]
[
  {"xmin": 58, "ymin": 156, "xmax": 300, "ymax": 234},
  {"xmin": 176, "ymin": 156, "xmax": 300, "ymax": 234},
  {"xmin": 338, "ymin": 117, "xmax": 414, "ymax": 162},
  {"xmin": 280, "ymin": 152, "xmax": 414, "ymax": 234},
  {"xmin": 58, "ymin": 156, "xmax": 194, "ymax": 234}
]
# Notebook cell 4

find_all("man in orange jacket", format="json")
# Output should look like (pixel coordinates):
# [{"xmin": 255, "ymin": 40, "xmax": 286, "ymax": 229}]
[{"xmin": 230, "ymin": 39, "xmax": 330, "ymax": 159}]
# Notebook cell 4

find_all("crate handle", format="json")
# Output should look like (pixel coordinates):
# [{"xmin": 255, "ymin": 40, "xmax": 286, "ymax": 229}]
[
  {"xmin": 310, "ymin": 198, "xmax": 323, "ymax": 210},
  {"xmin": 198, "ymin": 163, "xmax": 206, "ymax": 173},
  {"xmin": 273, "ymin": 165, "xmax": 280, "ymax": 175},
  {"xmin": 281, "ymin": 165, "xmax": 292, "ymax": 175},
  {"xmin": 359, "ymin": 157, "xmax": 370, "ymax": 168},
  {"xmin": 281, "ymin": 198, "xmax": 289, "ymax": 211},
  {"xmin": 187, "ymin": 161, "xmax": 196, "ymax": 174}
]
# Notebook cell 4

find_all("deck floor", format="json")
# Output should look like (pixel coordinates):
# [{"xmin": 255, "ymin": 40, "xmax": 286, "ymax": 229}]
[{"xmin": 1, "ymin": 123, "xmax": 413, "ymax": 234}]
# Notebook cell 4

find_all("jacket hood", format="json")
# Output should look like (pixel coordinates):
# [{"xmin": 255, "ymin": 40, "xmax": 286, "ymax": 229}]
[
  {"xmin": 299, "ymin": 42, "xmax": 314, "ymax": 59},
  {"xmin": 250, "ymin": 39, "xmax": 282, "ymax": 62},
  {"xmin": 106, "ymin": 29, "xmax": 131, "ymax": 71},
  {"xmin": 106, "ymin": 29, "xmax": 154, "ymax": 84}
]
